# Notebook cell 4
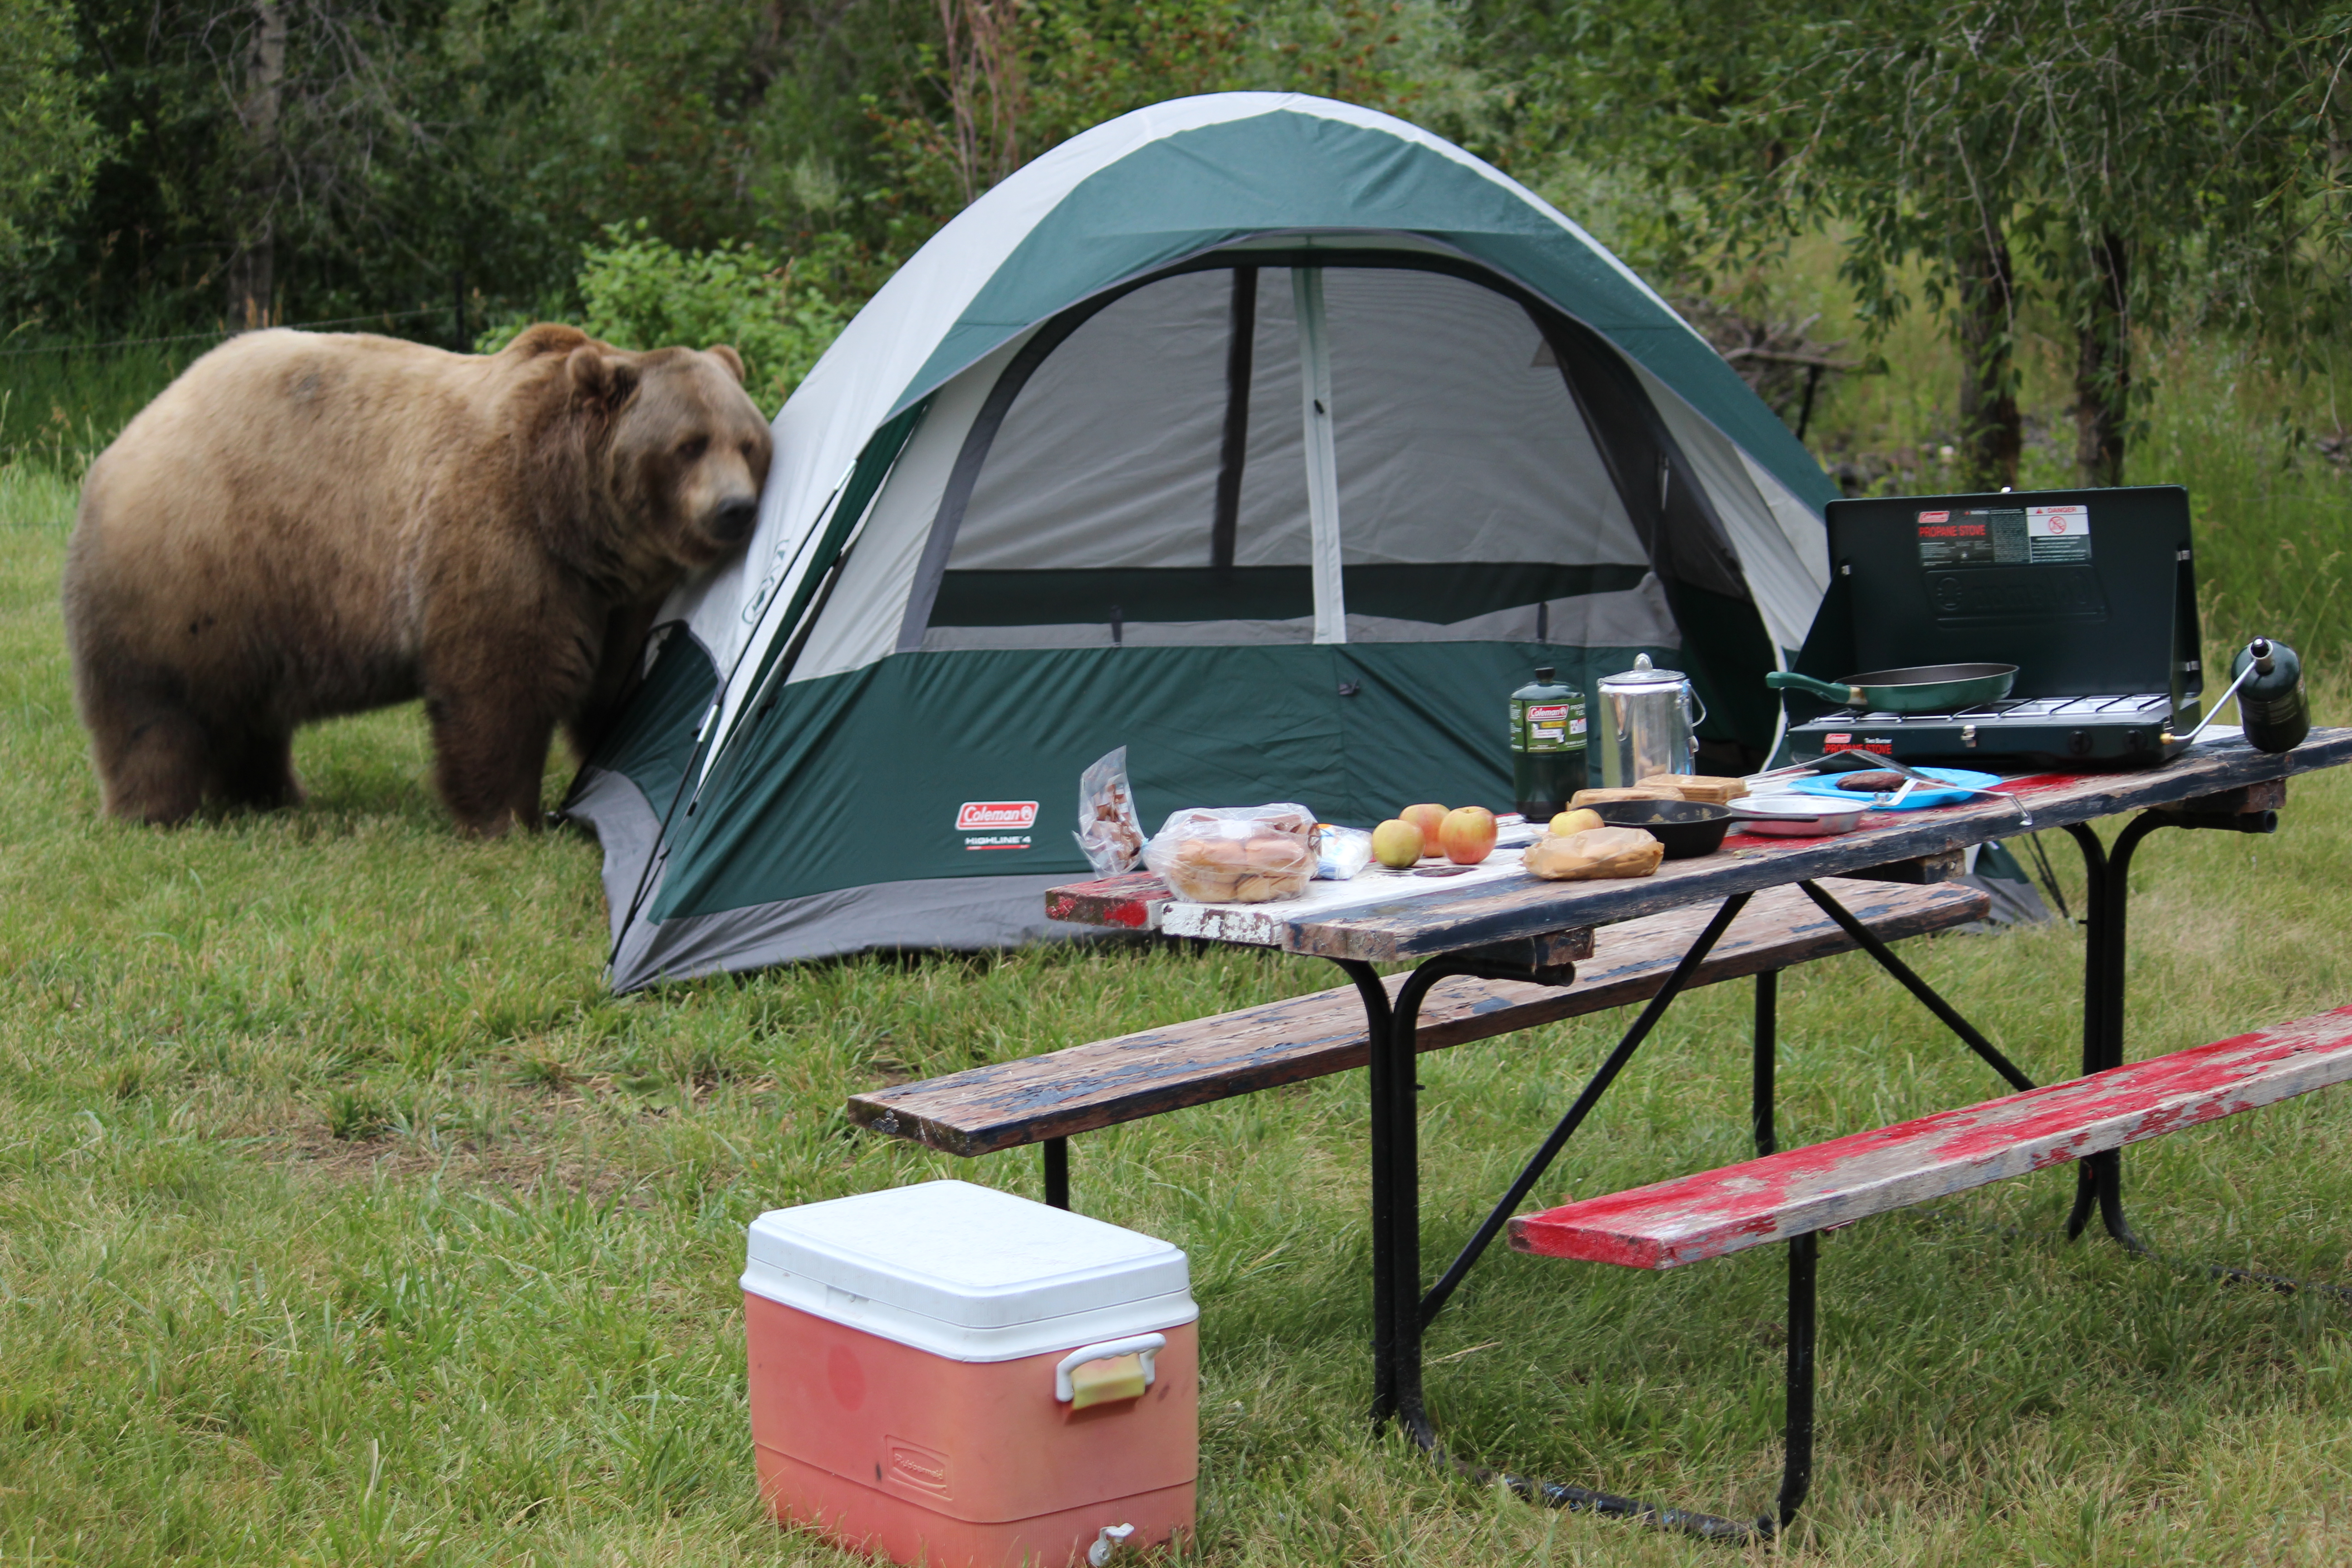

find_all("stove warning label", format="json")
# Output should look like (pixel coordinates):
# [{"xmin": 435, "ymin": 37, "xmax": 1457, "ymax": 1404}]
[
  {"xmin": 2024, "ymin": 504, "xmax": 2092, "ymax": 561},
  {"xmin": 1917, "ymin": 505, "xmax": 2091, "ymax": 566}
]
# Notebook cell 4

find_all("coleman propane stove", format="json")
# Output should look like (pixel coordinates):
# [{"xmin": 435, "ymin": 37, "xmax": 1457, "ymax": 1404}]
[{"xmin": 1781, "ymin": 485, "xmax": 2204, "ymax": 769}]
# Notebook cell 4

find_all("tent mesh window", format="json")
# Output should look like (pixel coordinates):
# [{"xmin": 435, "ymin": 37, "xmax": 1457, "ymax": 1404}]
[{"xmin": 915, "ymin": 260, "xmax": 1694, "ymax": 653}]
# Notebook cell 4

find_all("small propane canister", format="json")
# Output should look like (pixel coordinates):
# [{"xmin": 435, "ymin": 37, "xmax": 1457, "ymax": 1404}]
[
  {"xmin": 2232, "ymin": 637, "xmax": 2310, "ymax": 754},
  {"xmin": 1510, "ymin": 666, "xmax": 1588, "ymax": 820}
]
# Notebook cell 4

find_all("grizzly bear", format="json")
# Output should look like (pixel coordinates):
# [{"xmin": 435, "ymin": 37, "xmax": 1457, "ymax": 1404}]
[{"xmin": 62, "ymin": 324, "xmax": 770, "ymax": 834}]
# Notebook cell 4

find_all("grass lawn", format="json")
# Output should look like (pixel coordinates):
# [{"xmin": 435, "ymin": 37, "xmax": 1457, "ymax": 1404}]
[{"xmin": 2, "ymin": 448, "xmax": 2350, "ymax": 1567}]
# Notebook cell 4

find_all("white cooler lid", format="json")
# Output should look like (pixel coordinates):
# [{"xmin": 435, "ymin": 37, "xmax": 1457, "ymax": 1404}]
[{"xmin": 742, "ymin": 1180, "xmax": 1198, "ymax": 1362}]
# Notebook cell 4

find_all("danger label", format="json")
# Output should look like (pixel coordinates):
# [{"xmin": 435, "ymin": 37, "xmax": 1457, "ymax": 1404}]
[{"xmin": 2025, "ymin": 504, "xmax": 2092, "ymax": 561}]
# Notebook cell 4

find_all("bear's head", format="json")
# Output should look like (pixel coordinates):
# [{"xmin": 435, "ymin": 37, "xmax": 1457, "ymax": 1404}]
[{"xmin": 568, "ymin": 341, "xmax": 774, "ymax": 571}]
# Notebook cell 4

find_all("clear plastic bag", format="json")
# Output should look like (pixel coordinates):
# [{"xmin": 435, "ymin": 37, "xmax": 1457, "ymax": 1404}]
[
  {"xmin": 1074, "ymin": 746, "xmax": 1146, "ymax": 877},
  {"xmin": 1143, "ymin": 803, "xmax": 1317, "ymax": 903}
]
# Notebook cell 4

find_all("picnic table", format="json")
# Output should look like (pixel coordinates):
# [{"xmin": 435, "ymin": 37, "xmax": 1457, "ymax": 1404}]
[{"xmin": 1039, "ymin": 728, "xmax": 2352, "ymax": 1537}]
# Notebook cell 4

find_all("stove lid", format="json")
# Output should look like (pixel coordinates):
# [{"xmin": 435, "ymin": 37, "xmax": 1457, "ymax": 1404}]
[{"xmin": 1815, "ymin": 485, "xmax": 2198, "ymax": 702}]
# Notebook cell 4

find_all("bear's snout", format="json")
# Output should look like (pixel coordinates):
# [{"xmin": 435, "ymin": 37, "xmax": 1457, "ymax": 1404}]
[{"xmin": 710, "ymin": 497, "xmax": 759, "ymax": 544}]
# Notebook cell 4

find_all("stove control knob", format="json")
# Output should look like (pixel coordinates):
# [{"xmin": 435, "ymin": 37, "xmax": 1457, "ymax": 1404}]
[{"xmin": 2067, "ymin": 728, "xmax": 2093, "ymax": 757}]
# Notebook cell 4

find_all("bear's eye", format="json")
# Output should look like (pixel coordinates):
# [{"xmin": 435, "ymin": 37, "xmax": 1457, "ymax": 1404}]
[{"xmin": 676, "ymin": 436, "xmax": 709, "ymax": 462}]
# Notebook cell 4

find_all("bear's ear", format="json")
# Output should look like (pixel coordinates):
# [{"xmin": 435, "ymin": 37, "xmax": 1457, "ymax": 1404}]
[
  {"xmin": 706, "ymin": 344, "xmax": 746, "ymax": 383},
  {"xmin": 509, "ymin": 323, "xmax": 590, "ymax": 358},
  {"xmin": 568, "ymin": 345, "xmax": 640, "ymax": 410}
]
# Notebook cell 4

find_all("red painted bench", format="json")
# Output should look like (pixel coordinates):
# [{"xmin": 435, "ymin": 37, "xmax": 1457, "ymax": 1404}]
[
  {"xmin": 1504, "ymin": 1004, "xmax": 2352, "ymax": 1529},
  {"xmin": 1511, "ymin": 1005, "xmax": 2352, "ymax": 1265}
]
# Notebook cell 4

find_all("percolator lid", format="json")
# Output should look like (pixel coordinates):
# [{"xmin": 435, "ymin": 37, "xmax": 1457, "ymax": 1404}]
[{"xmin": 1598, "ymin": 653, "xmax": 1687, "ymax": 688}]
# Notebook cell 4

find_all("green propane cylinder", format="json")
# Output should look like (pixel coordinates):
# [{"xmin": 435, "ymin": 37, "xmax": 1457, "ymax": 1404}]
[
  {"xmin": 1510, "ymin": 666, "xmax": 1588, "ymax": 819},
  {"xmin": 2231, "ymin": 637, "xmax": 2310, "ymax": 754}
]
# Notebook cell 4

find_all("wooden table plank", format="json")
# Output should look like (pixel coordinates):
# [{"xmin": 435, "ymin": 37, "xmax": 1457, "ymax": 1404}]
[
  {"xmin": 1508, "ymin": 1004, "xmax": 2352, "ymax": 1269},
  {"xmin": 850, "ymin": 879, "xmax": 1989, "ymax": 1154},
  {"xmin": 1047, "ymin": 731, "xmax": 2352, "ymax": 962}
]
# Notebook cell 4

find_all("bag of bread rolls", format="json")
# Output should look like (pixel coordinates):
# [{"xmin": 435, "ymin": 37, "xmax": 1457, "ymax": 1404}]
[
  {"xmin": 1143, "ymin": 804, "xmax": 1318, "ymax": 902},
  {"xmin": 1523, "ymin": 825, "xmax": 1666, "ymax": 881}
]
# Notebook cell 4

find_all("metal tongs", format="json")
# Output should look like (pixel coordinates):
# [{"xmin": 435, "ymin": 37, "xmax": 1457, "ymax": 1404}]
[{"xmin": 1833, "ymin": 750, "xmax": 2033, "ymax": 828}]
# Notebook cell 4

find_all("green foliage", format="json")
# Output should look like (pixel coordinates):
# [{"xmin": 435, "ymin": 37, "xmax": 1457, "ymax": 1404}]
[
  {"xmin": 1480, "ymin": 0, "xmax": 2330, "ymax": 487},
  {"xmin": 869, "ymin": 0, "xmax": 1488, "ymax": 253},
  {"xmin": 480, "ymin": 222, "xmax": 853, "ymax": 412},
  {"xmin": 0, "ymin": 0, "xmax": 105, "ymax": 259}
]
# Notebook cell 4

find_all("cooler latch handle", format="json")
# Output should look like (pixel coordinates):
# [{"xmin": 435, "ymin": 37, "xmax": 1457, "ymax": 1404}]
[{"xmin": 1054, "ymin": 1333, "xmax": 1166, "ymax": 1403}]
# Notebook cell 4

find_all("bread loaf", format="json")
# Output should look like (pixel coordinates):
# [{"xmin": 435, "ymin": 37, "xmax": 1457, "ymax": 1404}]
[
  {"xmin": 1638, "ymin": 773, "xmax": 1748, "ymax": 804},
  {"xmin": 1569, "ymin": 787, "xmax": 1679, "ymax": 807}
]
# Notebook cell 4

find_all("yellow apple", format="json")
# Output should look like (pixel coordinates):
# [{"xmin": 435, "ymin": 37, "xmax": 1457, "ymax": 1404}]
[
  {"xmin": 1371, "ymin": 818, "xmax": 1424, "ymax": 869},
  {"xmin": 1439, "ymin": 805, "xmax": 1498, "ymax": 865},
  {"xmin": 1549, "ymin": 808, "xmax": 1605, "ymax": 836}
]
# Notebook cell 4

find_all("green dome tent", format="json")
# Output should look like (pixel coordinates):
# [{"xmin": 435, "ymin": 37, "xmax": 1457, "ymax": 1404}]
[{"xmin": 569, "ymin": 92, "xmax": 1838, "ymax": 989}]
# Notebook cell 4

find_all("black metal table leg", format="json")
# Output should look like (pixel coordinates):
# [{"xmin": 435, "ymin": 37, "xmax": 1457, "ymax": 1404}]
[
  {"xmin": 1754, "ymin": 969, "xmax": 1779, "ymax": 1158},
  {"xmin": 1041, "ymin": 1137, "xmax": 1069, "ymax": 1210},
  {"xmin": 2066, "ymin": 817, "xmax": 2163, "ymax": 1251},
  {"xmin": 1757, "ymin": 966, "xmax": 1818, "ymax": 1532},
  {"xmin": 1357, "ymin": 896, "xmax": 1775, "ymax": 1541},
  {"xmin": 1779, "ymin": 1231, "xmax": 1818, "ymax": 1529},
  {"xmin": 1328, "ymin": 958, "xmax": 1398, "ymax": 1419},
  {"xmin": 2061, "ymin": 823, "xmax": 2112, "ymax": 1240}
]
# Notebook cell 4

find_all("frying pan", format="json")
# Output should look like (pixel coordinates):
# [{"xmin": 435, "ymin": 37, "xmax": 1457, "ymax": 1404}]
[{"xmin": 1764, "ymin": 662, "xmax": 2017, "ymax": 714}]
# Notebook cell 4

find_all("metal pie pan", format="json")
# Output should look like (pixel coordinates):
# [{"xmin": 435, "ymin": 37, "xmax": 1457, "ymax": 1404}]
[{"xmin": 1727, "ymin": 795, "xmax": 1868, "ymax": 837}]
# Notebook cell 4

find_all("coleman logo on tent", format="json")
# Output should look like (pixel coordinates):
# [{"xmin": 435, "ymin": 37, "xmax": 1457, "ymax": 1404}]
[{"xmin": 956, "ymin": 801, "xmax": 1039, "ymax": 831}]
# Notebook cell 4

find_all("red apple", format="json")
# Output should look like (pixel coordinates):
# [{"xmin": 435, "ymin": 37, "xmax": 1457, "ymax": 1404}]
[
  {"xmin": 1439, "ymin": 805, "xmax": 1498, "ymax": 865},
  {"xmin": 1399, "ymin": 803, "xmax": 1449, "ymax": 852}
]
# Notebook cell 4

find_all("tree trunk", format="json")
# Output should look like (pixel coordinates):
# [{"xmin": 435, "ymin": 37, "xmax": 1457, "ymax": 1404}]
[
  {"xmin": 226, "ymin": 0, "xmax": 287, "ymax": 328},
  {"xmin": 2073, "ymin": 232, "xmax": 2130, "ymax": 487},
  {"xmin": 1956, "ymin": 229, "xmax": 2022, "ymax": 493},
  {"xmin": 934, "ymin": 0, "xmax": 1024, "ymax": 205}
]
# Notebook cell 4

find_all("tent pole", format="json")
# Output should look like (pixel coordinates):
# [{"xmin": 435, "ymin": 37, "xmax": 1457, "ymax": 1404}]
[
  {"xmin": 1294, "ymin": 267, "xmax": 1347, "ymax": 645},
  {"xmin": 1212, "ymin": 266, "xmax": 1256, "ymax": 572}
]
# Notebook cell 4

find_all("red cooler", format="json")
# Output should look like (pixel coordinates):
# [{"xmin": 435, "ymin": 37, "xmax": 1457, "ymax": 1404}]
[{"xmin": 743, "ymin": 1180, "xmax": 1199, "ymax": 1568}]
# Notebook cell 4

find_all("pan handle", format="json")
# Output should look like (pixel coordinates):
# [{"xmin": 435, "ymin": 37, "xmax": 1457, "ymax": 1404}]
[{"xmin": 1764, "ymin": 671, "xmax": 1861, "ymax": 706}]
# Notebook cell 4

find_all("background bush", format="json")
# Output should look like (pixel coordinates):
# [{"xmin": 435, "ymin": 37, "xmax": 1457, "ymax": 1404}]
[{"xmin": 476, "ymin": 222, "xmax": 854, "ymax": 414}]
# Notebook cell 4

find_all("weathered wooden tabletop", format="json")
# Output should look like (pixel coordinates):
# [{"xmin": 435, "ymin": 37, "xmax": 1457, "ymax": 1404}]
[{"xmin": 1047, "ymin": 730, "xmax": 2352, "ymax": 963}]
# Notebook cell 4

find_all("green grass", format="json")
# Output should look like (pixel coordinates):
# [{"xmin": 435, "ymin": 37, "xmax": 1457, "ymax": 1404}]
[
  {"xmin": 0, "ymin": 339, "xmax": 219, "ymax": 472},
  {"xmin": 3, "ymin": 438, "xmax": 2351, "ymax": 1565},
  {"xmin": 12, "ymin": 281, "xmax": 2352, "ymax": 1563}
]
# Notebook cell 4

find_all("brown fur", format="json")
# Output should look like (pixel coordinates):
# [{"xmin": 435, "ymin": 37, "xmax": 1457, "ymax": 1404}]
[{"xmin": 61, "ymin": 324, "xmax": 772, "ymax": 834}]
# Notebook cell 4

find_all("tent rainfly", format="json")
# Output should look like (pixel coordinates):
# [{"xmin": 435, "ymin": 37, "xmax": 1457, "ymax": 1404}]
[{"xmin": 568, "ymin": 92, "xmax": 1838, "ymax": 990}]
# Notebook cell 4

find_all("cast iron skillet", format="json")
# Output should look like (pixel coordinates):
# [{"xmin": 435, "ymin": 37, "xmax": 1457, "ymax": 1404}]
[
  {"xmin": 1764, "ymin": 662, "xmax": 2017, "ymax": 714},
  {"xmin": 1588, "ymin": 799, "xmax": 1736, "ymax": 859}
]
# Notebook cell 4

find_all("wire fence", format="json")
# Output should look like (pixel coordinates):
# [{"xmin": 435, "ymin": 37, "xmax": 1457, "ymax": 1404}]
[{"xmin": 0, "ymin": 306, "xmax": 449, "ymax": 361}]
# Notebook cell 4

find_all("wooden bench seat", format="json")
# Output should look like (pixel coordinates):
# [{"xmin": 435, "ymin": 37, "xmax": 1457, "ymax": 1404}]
[
  {"xmin": 1511, "ymin": 1004, "xmax": 2352, "ymax": 1268},
  {"xmin": 850, "ymin": 877, "xmax": 1989, "ymax": 1158}
]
